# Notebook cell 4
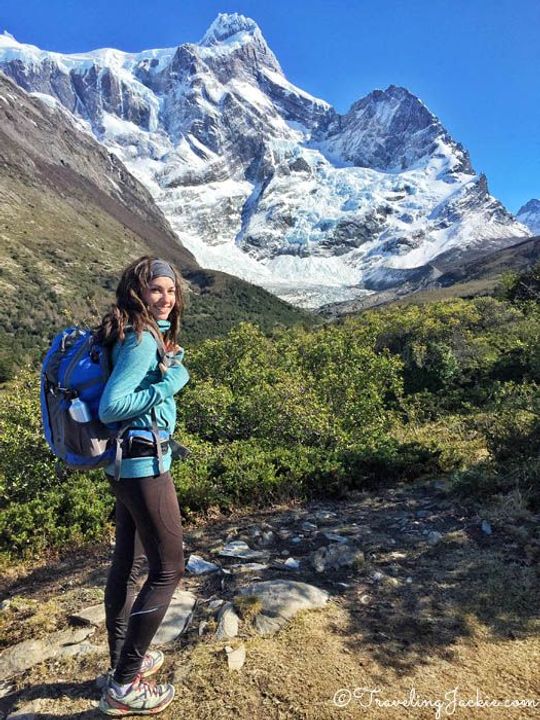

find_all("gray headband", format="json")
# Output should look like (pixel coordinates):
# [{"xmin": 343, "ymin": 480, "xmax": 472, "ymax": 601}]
[{"xmin": 150, "ymin": 259, "xmax": 175, "ymax": 282}]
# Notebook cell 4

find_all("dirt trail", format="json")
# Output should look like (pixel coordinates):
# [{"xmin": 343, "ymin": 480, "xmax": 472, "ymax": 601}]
[{"xmin": 1, "ymin": 478, "xmax": 538, "ymax": 719}]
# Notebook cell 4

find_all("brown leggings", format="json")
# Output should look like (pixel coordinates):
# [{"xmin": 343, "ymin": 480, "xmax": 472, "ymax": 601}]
[{"xmin": 104, "ymin": 471, "xmax": 184, "ymax": 684}]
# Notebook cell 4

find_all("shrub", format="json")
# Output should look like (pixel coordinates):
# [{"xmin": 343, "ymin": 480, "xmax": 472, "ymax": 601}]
[{"xmin": 0, "ymin": 369, "xmax": 113, "ymax": 559}]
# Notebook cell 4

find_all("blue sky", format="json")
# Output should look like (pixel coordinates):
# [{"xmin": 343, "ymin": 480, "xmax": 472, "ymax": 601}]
[{"xmin": 1, "ymin": 0, "xmax": 539, "ymax": 213}]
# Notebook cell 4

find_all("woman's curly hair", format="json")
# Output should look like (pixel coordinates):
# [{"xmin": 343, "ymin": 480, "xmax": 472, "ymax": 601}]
[{"xmin": 95, "ymin": 255, "xmax": 184, "ymax": 350}]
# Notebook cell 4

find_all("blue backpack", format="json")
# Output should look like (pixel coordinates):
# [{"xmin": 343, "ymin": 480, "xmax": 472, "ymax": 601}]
[{"xmin": 40, "ymin": 325, "xmax": 166, "ymax": 480}]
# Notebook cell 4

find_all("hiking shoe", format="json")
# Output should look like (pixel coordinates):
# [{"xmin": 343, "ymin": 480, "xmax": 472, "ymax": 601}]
[
  {"xmin": 96, "ymin": 650, "xmax": 165, "ymax": 690},
  {"xmin": 99, "ymin": 674, "xmax": 175, "ymax": 716}
]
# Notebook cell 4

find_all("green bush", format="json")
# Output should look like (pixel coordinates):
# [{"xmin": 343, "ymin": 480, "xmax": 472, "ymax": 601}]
[
  {"xmin": 0, "ymin": 369, "xmax": 113, "ymax": 559},
  {"xmin": 2, "ymin": 288, "xmax": 540, "ymax": 559}
]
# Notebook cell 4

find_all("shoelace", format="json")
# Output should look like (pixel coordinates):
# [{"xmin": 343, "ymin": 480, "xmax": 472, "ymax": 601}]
[{"xmin": 132, "ymin": 676, "xmax": 163, "ymax": 700}]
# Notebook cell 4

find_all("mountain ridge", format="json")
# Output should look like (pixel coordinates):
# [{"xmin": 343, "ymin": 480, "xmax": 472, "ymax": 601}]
[{"xmin": 0, "ymin": 14, "xmax": 531, "ymax": 307}]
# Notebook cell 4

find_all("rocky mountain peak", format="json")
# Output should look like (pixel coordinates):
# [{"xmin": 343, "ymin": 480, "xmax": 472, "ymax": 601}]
[
  {"xmin": 517, "ymin": 198, "xmax": 540, "ymax": 235},
  {"xmin": 200, "ymin": 13, "xmax": 260, "ymax": 45},
  {"xmin": 197, "ymin": 12, "xmax": 282, "ymax": 76},
  {"xmin": 321, "ymin": 83, "xmax": 472, "ymax": 174},
  {"xmin": 518, "ymin": 198, "xmax": 540, "ymax": 215},
  {"xmin": 347, "ymin": 84, "xmax": 441, "ymax": 139}
]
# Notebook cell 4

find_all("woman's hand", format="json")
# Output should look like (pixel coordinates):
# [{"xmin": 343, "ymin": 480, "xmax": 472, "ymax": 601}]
[
  {"xmin": 164, "ymin": 341, "xmax": 183, "ymax": 354},
  {"xmin": 159, "ymin": 345, "xmax": 185, "ymax": 374}
]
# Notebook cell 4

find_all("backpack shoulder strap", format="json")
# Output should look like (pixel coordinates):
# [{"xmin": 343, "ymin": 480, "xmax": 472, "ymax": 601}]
[
  {"xmin": 122, "ymin": 323, "xmax": 166, "ymax": 362},
  {"xmin": 144, "ymin": 323, "xmax": 166, "ymax": 362}
]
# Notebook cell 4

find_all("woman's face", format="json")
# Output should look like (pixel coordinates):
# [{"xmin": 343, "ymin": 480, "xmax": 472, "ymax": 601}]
[{"xmin": 142, "ymin": 276, "xmax": 176, "ymax": 321}]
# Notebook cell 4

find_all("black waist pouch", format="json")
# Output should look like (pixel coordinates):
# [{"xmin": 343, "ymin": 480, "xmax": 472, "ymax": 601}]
[{"xmin": 123, "ymin": 435, "xmax": 170, "ymax": 459}]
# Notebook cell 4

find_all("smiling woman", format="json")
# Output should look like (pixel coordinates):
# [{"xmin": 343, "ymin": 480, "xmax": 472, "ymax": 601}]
[{"xmin": 92, "ymin": 255, "xmax": 190, "ymax": 716}]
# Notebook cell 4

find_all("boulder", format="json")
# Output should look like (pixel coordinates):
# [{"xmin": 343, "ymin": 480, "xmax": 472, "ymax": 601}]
[
  {"xmin": 238, "ymin": 579, "xmax": 329, "ymax": 636},
  {"xmin": 69, "ymin": 603, "xmax": 106, "ymax": 627},
  {"xmin": 0, "ymin": 627, "xmax": 95, "ymax": 680},
  {"xmin": 311, "ymin": 543, "xmax": 365, "ymax": 572},
  {"xmin": 215, "ymin": 602, "xmax": 240, "ymax": 640},
  {"xmin": 152, "ymin": 590, "xmax": 197, "ymax": 645}
]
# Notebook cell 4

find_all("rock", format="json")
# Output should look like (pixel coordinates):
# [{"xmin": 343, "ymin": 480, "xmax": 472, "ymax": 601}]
[
  {"xmin": 186, "ymin": 554, "xmax": 220, "ymax": 574},
  {"xmin": 387, "ymin": 551, "xmax": 407, "ymax": 560},
  {"xmin": 277, "ymin": 529, "xmax": 292, "ymax": 540},
  {"xmin": 253, "ymin": 614, "xmax": 284, "ymax": 635},
  {"xmin": 258, "ymin": 531, "xmax": 275, "ymax": 547},
  {"xmin": 406, "ymin": 576, "xmax": 413, "ymax": 584},
  {"xmin": 228, "ymin": 562, "xmax": 269, "ymax": 575},
  {"xmin": 301, "ymin": 522, "xmax": 318, "ymax": 532},
  {"xmin": 311, "ymin": 544, "xmax": 364, "ymax": 572},
  {"xmin": 215, "ymin": 602, "xmax": 240, "ymax": 640},
  {"xmin": 198, "ymin": 621, "xmax": 208, "ymax": 636},
  {"xmin": 481, "ymin": 520, "xmax": 492, "ymax": 535},
  {"xmin": 225, "ymin": 643, "xmax": 246, "ymax": 670},
  {"xmin": 333, "ymin": 524, "xmax": 362, "ymax": 536},
  {"xmin": 427, "ymin": 531, "xmax": 443, "ymax": 545},
  {"xmin": 416, "ymin": 510, "xmax": 430, "ymax": 518},
  {"xmin": 323, "ymin": 532, "xmax": 349, "ymax": 544},
  {"xmin": 57, "ymin": 641, "xmax": 105, "ymax": 660},
  {"xmin": 314, "ymin": 510, "xmax": 337, "ymax": 521},
  {"xmin": 291, "ymin": 536, "xmax": 302, "ymax": 544},
  {"xmin": 238, "ymin": 579, "xmax": 329, "ymax": 636},
  {"xmin": 152, "ymin": 590, "xmax": 197, "ymax": 645},
  {"xmin": 312, "ymin": 548, "xmax": 327, "ymax": 573},
  {"xmin": 371, "ymin": 571, "xmax": 385, "ymax": 582},
  {"xmin": 208, "ymin": 599, "xmax": 224, "ymax": 612},
  {"xmin": 0, "ymin": 679, "xmax": 14, "ymax": 699},
  {"xmin": 0, "ymin": 627, "xmax": 95, "ymax": 680},
  {"xmin": 284, "ymin": 557, "xmax": 300, "ymax": 569},
  {"xmin": 219, "ymin": 540, "xmax": 269, "ymax": 560},
  {"xmin": 0, "ymin": 600, "xmax": 11, "ymax": 612},
  {"xmin": 69, "ymin": 603, "xmax": 106, "ymax": 627}
]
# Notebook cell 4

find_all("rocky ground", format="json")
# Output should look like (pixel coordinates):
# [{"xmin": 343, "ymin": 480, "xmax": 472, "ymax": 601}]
[{"xmin": 0, "ymin": 477, "xmax": 539, "ymax": 719}]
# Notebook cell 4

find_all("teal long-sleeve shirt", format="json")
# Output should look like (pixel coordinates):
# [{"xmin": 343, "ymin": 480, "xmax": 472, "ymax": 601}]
[{"xmin": 98, "ymin": 319, "xmax": 190, "ymax": 478}]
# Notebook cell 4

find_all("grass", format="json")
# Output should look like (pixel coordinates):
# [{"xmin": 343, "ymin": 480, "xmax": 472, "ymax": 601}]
[{"xmin": 1, "ymin": 480, "xmax": 538, "ymax": 719}]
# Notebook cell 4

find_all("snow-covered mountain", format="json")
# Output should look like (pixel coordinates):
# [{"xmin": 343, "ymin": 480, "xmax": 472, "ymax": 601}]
[
  {"xmin": 0, "ymin": 14, "xmax": 530, "ymax": 307},
  {"xmin": 517, "ymin": 199, "xmax": 540, "ymax": 236}
]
